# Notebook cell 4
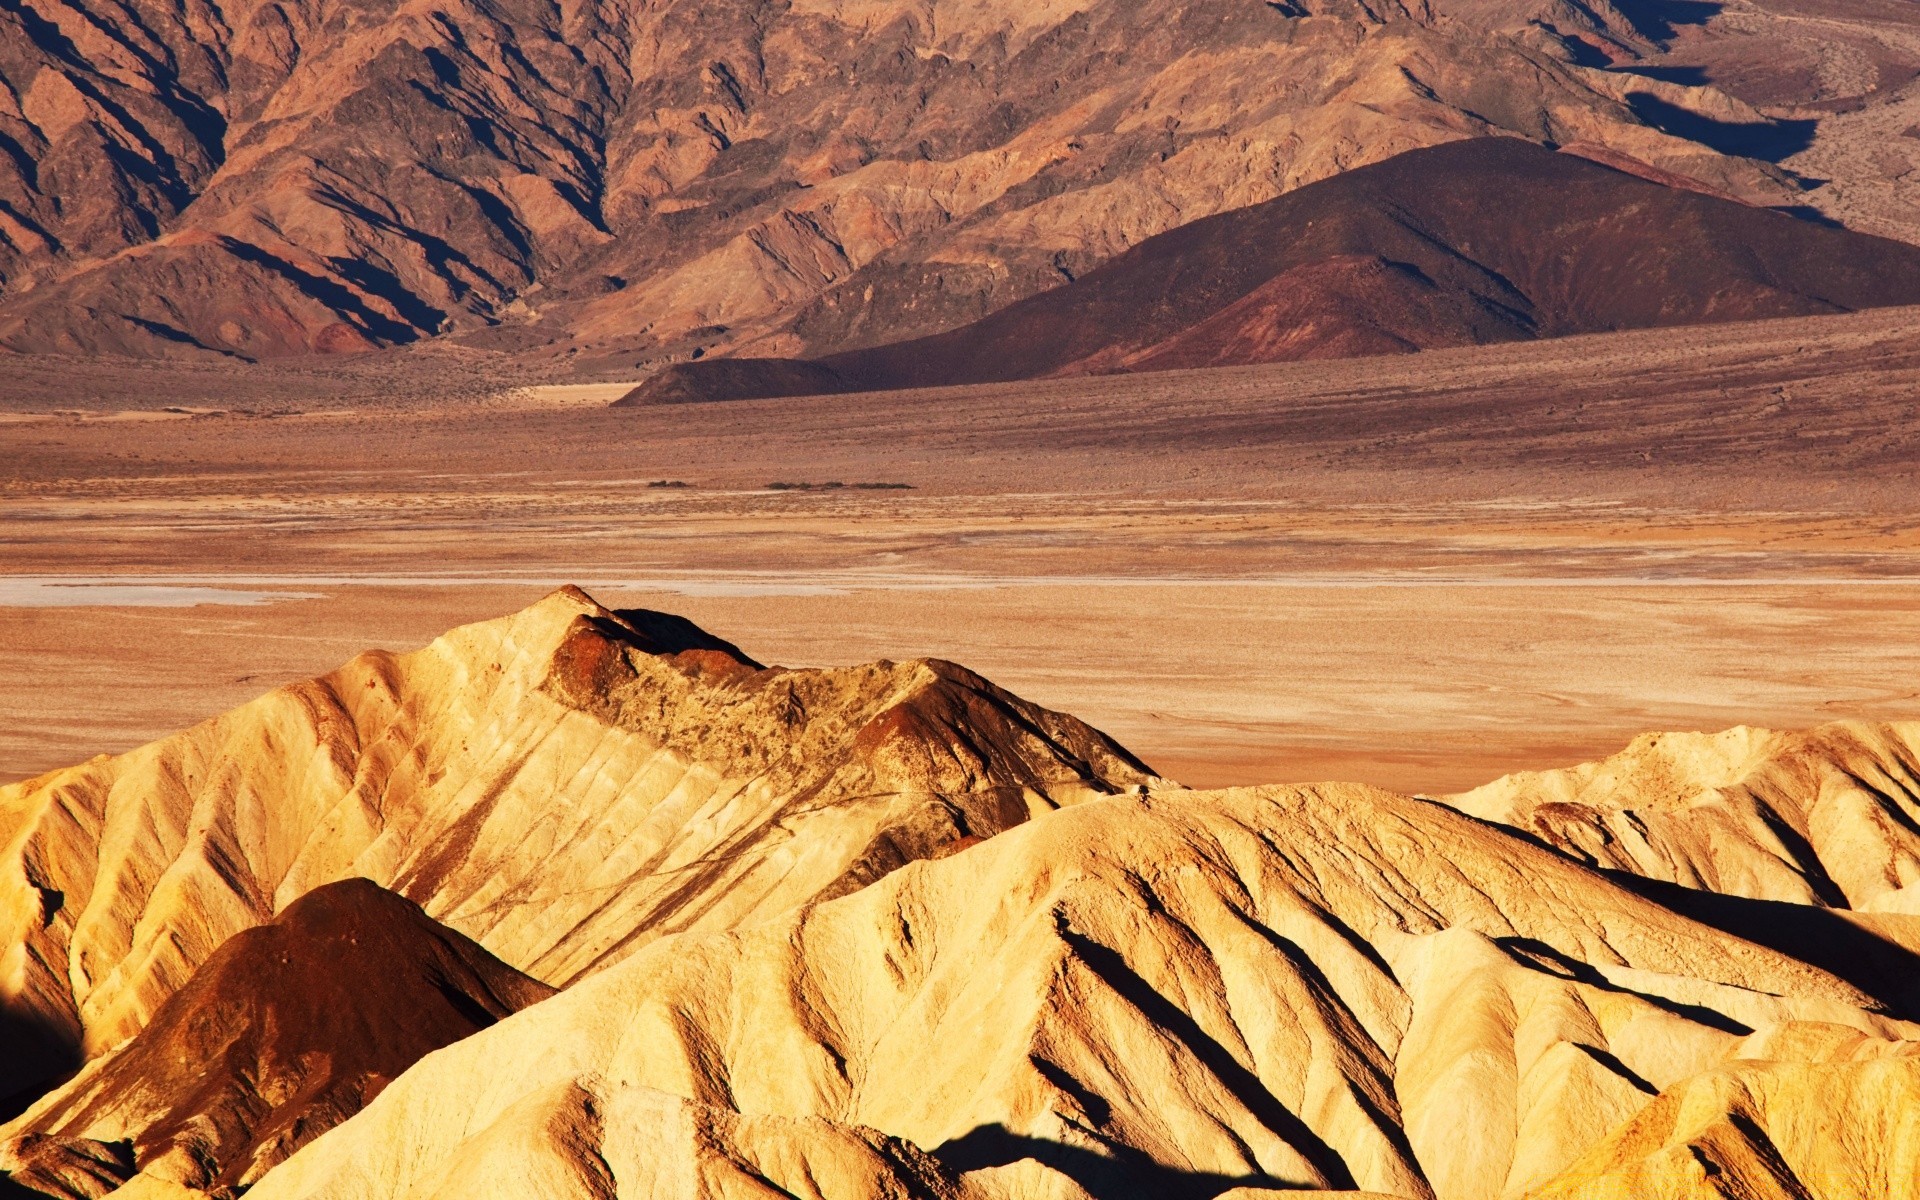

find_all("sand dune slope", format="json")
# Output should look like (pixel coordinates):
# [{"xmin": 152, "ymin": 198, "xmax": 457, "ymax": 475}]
[
  {"xmin": 245, "ymin": 785, "xmax": 1917, "ymax": 1200},
  {"xmin": 1450, "ymin": 721, "xmax": 1920, "ymax": 910},
  {"xmin": 0, "ymin": 589, "xmax": 1152, "ymax": 1104}
]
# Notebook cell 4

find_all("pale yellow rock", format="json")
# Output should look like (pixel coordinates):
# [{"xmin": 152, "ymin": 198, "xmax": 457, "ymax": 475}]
[
  {"xmin": 1523, "ymin": 1056, "xmax": 1920, "ymax": 1200},
  {"xmin": 244, "ymin": 784, "xmax": 1915, "ymax": 1200},
  {"xmin": 0, "ymin": 588, "xmax": 1155, "ymax": 1095},
  {"xmin": 415, "ymin": 1079, "xmax": 986, "ymax": 1200},
  {"xmin": 1449, "ymin": 722, "xmax": 1920, "ymax": 908}
]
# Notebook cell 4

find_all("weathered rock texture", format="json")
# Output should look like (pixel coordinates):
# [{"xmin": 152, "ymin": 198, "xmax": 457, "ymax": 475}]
[
  {"xmin": 0, "ymin": 0, "xmax": 1885, "ymax": 362},
  {"xmin": 240, "ymin": 783, "xmax": 1920, "ymax": 1200},
  {"xmin": 615, "ymin": 137, "xmax": 1920, "ymax": 403},
  {"xmin": 1450, "ymin": 720, "xmax": 1920, "ymax": 912},
  {"xmin": 0, "ymin": 588, "xmax": 1153, "ymax": 1109},
  {"xmin": 10, "ymin": 601, "xmax": 1920, "ymax": 1200},
  {"xmin": 0, "ymin": 878, "xmax": 553, "ymax": 1197}
]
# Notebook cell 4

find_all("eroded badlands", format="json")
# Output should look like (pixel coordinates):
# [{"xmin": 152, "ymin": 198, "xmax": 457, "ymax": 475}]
[{"xmin": 3, "ymin": 590, "xmax": 1919, "ymax": 1200}]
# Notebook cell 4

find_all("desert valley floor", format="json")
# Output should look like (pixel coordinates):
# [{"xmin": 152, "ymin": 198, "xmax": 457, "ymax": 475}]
[{"xmin": 7, "ymin": 305, "xmax": 1920, "ymax": 792}]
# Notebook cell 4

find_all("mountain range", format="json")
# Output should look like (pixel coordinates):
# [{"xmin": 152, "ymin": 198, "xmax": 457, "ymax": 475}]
[
  {"xmin": 10, "ymin": 0, "xmax": 1920, "ymax": 1192},
  {"xmin": 617, "ymin": 137, "xmax": 1920, "ymax": 402},
  {"xmin": 4, "ymin": 0, "xmax": 1918, "ymax": 367},
  {"xmin": 3, "ymin": 591, "xmax": 1919, "ymax": 1199}
]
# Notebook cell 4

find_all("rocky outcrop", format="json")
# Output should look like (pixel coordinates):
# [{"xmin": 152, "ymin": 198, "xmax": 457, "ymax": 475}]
[
  {"xmin": 1527, "ymin": 1048, "xmax": 1920, "ymax": 1199},
  {"xmin": 1449, "ymin": 720, "xmax": 1920, "ymax": 912},
  {"xmin": 0, "ymin": 588, "xmax": 1155, "ymax": 1109},
  {"xmin": 0, "ymin": 879, "xmax": 553, "ymax": 1197}
]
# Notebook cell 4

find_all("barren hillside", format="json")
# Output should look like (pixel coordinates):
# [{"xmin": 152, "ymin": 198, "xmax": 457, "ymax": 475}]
[
  {"xmin": 0, "ymin": 588, "xmax": 1151, "ymax": 1109},
  {"xmin": 1, "ymin": 0, "xmax": 1904, "ymax": 363},
  {"xmin": 620, "ymin": 137, "xmax": 1920, "ymax": 400},
  {"xmin": 0, "ymin": 879, "xmax": 552, "ymax": 1194},
  {"xmin": 5, "ymin": 599, "xmax": 1920, "ymax": 1198}
]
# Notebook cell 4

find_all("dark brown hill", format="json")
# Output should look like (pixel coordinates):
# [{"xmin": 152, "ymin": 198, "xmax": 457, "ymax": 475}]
[
  {"xmin": 0, "ymin": 880, "xmax": 553, "ymax": 1198},
  {"xmin": 615, "ymin": 137, "xmax": 1920, "ymax": 404}
]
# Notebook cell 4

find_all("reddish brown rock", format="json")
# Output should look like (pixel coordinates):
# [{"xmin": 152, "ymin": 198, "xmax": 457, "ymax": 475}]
[
  {"xmin": 619, "ymin": 137, "xmax": 1920, "ymax": 402},
  {"xmin": 0, "ymin": 879, "xmax": 554, "ymax": 1196},
  {"xmin": 0, "ymin": 0, "xmax": 1872, "ymax": 363}
]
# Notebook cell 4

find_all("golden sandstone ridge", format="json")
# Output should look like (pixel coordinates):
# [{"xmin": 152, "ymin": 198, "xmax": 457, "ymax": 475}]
[
  {"xmin": 0, "ymin": 588, "xmax": 1151, "ymax": 1103},
  {"xmin": 5, "ymin": 592, "xmax": 1920, "ymax": 1199},
  {"xmin": 1452, "ymin": 722, "xmax": 1920, "ymax": 911}
]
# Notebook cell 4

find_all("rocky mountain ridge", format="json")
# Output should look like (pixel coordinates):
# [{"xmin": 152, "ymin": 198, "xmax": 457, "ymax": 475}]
[
  {"xmin": 5, "ymin": 594, "xmax": 1920, "ymax": 1198},
  {"xmin": 0, "ymin": 587, "xmax": 1151, "ymax": 1111},
  {"xmin": 3, "ymin": 0, "xmax": 1911, "ymax": 364},
  {"xmin": 207, "ymin": 782, "xmax": 1920, "ymax": 1200}
]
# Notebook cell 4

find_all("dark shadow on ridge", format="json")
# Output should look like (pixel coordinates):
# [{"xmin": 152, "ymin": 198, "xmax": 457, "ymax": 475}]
[
  {"xmin": 0, "ymin": 1007, "xmax": 82, "ymax": 1123},
  {"xmin": 935, "ymin": 1123, "xmax": 1324, "ymax": 1200},
  {"xmin": 1614, "ymin": 64, "xmax": 1712, "ymax": 86},
  {"xmin": 1625, "ymin": 93, "xmax": 1817, "ymax": 161},
  {"xmin": 1556, "ymin": 36, "xmax": 1615, "ymax": 69},
  {"xmin": 612, "ymin": 609, "xmax": 765, "ymax": 666},
  {"xmin": 1054, "ymin": 928, "xmax": 1359, "ymax": 1190},
  {"xmin": 1772, "ymin": 204, "xmax": 1845, "ymax": 228},
  {"xmin": 1596, "ymin": 869, "xmax": 1920, "ymax": 1021},
  {"xmin": 1609, "ymin": 0, "xmax": 1723, "ymax": 42},
  {"xmin": 1495, "ymin": 936, "xmax": 1752, "ymax": 1034}
]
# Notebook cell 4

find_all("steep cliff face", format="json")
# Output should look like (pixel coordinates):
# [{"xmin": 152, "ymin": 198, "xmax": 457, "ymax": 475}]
[
  {"xmin": 0, "ymin": 0, "xmax": 1857, "ymax": 362},
  {"xmin": 0, "ymin": 587, "xmax": 1155, "ymax": 1109}
]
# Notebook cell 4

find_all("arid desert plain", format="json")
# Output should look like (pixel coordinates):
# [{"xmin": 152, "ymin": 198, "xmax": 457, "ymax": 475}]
[{"xmin": 10, "ymin": 306, "xmax": 1920, "ymax": 793}]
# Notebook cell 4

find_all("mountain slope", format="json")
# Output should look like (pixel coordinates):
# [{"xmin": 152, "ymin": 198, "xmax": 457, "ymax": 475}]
[
  {"xmin": 11, "ymin": 603, "xmax": 1920, "ymax": 1199},
  {"xmin": 617, "ymin": 137, "xmax": 1920, "ymax": 403},
  {"xmin": 242, "ymin": 783, "xmax": 1920, "ymax": 1200},
  {"xmin": 0, "ymin": 588, "xmax": 1154, "ymax": 1108},
  {"xmin": 0, "ymin": 0, "xmax": 1834, "ymax": 362},
  {"xmin": 0, "ymin": 879, "xmax": 553, "ymax": 1197},
  {"xmin": 1448, "ymin": 720, "xmax": 1920, "ymax": 912},
  {"xmin": 1528, "ymin": 1051, "xmax": 1920, "ymax": 1200}
]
